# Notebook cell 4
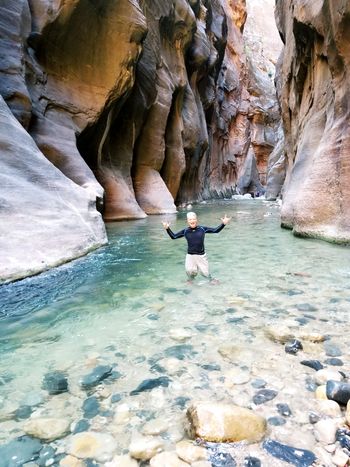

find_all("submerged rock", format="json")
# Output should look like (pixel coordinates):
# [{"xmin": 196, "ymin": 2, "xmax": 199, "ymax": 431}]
[
  {"xmin": 300, "ymin": 360, "xmax": 323, "ymax": 371},
  {"xmin": 128, "ymin": 436, "xmax": 163, "ymax": 461},
  {"xmin": 263, "ymin": 439, "xmax": 316, "ymax": 466},
  {"xmin": 149, "ymin": 451, "xmax": 188, "ymax": 466},
  {"xmin": 187, "ymin": 402, "xmax": 267, "ymax": 442},
  {"xmin": 276, "ymin": 403, "xmax": 292, "ymax": 417},
  {"xmin": 208, "ymin": 450, "xmax": 236, "ymax": 467},
  {"xmin": 82, "ymin": 397, "xmax": 100, "ymax": 419},
  {"xmin": 285, "ymin": 339, "xmax": 303, "ymax": 355},
  {"xmin": 130, "ymin": 376, "xmax": 171, "ymax": 395},
  {"xmin": 326, "ymin": 381, "xmax": 350, "ymax": 405},
  {"xmin": 244, "ymin": 457, "xmax": 261, "ymax": 467},
  {"xmin": 42, "ymin": 371, "xmax": 68, "ymax": 395},
  {"xmin": 67, "ymin": 432, "xmax": 117, "ymax": 462},
  {"xmin": 253, "ymin": 389, "xmax": 278, "ymax": 405},
  {"xmin": 23, "ymin": 417, "xmax": 71, "ymax": 442},
  {"xmin": 0, "ymin": 436, "xmax": 42, "ymax": 467},
  {"xmin": 80, "ymin": 365, "xmax": 112, "ymax": 389},
  {"xmin": 324, "ymin": 358, "xmax": 343, "ymax": 366},
  {"xmin": 164, "ymin": 345, "xmax": 195, "ymax": 360}
]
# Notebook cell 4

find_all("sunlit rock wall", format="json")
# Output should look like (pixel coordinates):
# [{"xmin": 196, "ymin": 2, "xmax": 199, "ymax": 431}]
[{"xmin": 276, "ymin": 0, "xmax": 350, "ymax": 242}]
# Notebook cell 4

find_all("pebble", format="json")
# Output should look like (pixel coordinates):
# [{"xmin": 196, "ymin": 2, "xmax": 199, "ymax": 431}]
[
  {"xmin": 142, "ymin": 418, "xmax": 169, "ymax": 436},
  {"xmin": 267, "ymin": 416, "xmax": 286, "ymax": 426},
  {"xmin": 150, "ymin": 451, "xmax": 189, "ymax": 466},
  {"xmin": 14, "ymin": 405, "xmax": 33, "ymax": 421},
  {"xmin": 174, "ymin": 396, "xmax": 191, "ymax": 409},
  {"xmin": 276, "ymin": 403, "xmax": 292, "ymax": 417},
  {"xmin": 128, "ymin": 435, "xmax": 163, "ymax": 461},
  {"xmin": 82, "ymin": 396, "xmax": 100, "ymax": 418},
  {"xmin": 326, "ymin": 381, "xmax": 350, "ymax": 405},
  {"xmin": 285, "ymin": 339, "xmax": 303, "ymax": 355},
  {"xmin": 169, "ymin": 328, "xmax": 193, "ymax": 342},
  {"xmin": 187, "ymin": 402, "xmax": 267, "ymax": 442},
  {"xmin": 175, "ymin": 440, "xmax": 207, "ymax": 463},
  {"xmin": 324, "ymin": 358, "xmax": 344, "ymax": 366},
  {"xmin": 207, "ymin": 450, "xmax": 236, "ymax": 467},
  {"xmin": 80, "ymin": 365, "xmax": 113, "ymax": 390},
  {"xmin": 67, "ymin": 432, "xmax": 117, "ymax": 462},
  {"xmin": 251, "ymin": 379, "xmax": 266, "ymax": 389},
  {"xmin": 111, "ymin": 393, "xmax": 122, "ymax": 403},
  {"xmin": 0, "ymin": 436, "xmax": 42, "ymax": 466},
  {"xmin": 72, "ymin": 419, "xmax": 90, "ymax": 434},
  {"xmin": 253, "ymin": 389, "xmax": 278, "ymax": 405},
  {"xmin": 314, "ymin": 419, "xmax": 339, "ymax": 444},
  {"xmin": 23, "ymin": 417, "xmax": 71, "ymax": 442},
  {"xmin": 336, "ymin": 428, "xmax": 350, "ymax": 450},
  {"xmin": 296, "ymin": 303, "xmax": 317, "ymax": 311},
  {"xmin": 315, "ymin": 400, "xmax": 341, "ymax": 418},
  {"xmin": 315, "ymin": 385, "xmax": 328, "ymax": 400},
  {"xmin": 324, "ymin": 343, "xmax": 342, "ymax": 357},
  {"xmin": 300, "ymin": 360, "xmax": 323, "ymax": 371},
  {"xmin": 38, "ymin": 444, "xmax": 56, "ymax": 466},
  {"xmin": 130, "ymin": 376, "xmax": 171, "ymax": 395},
  {"xmin": 346, "ymin": 400, "xmax": 350, "ymax": 425},
  {"xmin": 264, "ymin": 326, "xmax": 294, "ymax": 344},
  {"xmin": 262, "ymin": 439, "xmax": 316, "ymax": 466},
  {"xmin": 42, "ymin": 371, "xmax": 68, "ymax": 395},
  {"xmin": 244, "ymin": 457, "xmax": 261, "ymax": 467}
]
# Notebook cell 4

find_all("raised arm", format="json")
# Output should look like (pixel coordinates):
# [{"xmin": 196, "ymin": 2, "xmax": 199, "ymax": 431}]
[
  {"xmin": 204, "ymin": 214, "xmax": 231, "ymax": 233},
  {"xmin": 162, "ymin": 221, "xmax": 186, "ymax": 239}
]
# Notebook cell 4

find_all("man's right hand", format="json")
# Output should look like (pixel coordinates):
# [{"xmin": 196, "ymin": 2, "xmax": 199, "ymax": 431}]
[{"xmin": 162, "ymin": 221, "xmax": 170, "ymax": 229}]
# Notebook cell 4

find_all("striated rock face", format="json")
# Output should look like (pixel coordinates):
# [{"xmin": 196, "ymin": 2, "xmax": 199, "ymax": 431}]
[
  {"xmin": 0, "ymin": 96, "xmax": 107, "ymax": 283},
  {"xmin": 276, "ymin": 0, "xmax": 350, "ymax": 242}
]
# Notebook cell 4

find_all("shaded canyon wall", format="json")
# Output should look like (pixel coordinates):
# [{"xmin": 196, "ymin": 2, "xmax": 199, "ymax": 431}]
[{"xmin": 276, "ymin": 0, "xmax": 350, "ymax": 242}]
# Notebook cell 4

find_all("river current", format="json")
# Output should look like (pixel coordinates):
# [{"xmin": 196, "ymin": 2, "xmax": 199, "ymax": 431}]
[{"xmin": 0, "ymin": 200, "xmax": 349, "ymax": 465}]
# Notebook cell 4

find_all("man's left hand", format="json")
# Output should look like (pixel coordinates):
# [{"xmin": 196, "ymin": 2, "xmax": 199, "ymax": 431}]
[{"xmin": 221, "ymin": 214, "xmax": 231, "ymax": 225}]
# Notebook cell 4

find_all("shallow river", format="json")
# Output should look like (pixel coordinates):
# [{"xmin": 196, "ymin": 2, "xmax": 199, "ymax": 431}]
[{"xmin": 0, "ymin": 200, "xmax": 349, "ymax": 466}]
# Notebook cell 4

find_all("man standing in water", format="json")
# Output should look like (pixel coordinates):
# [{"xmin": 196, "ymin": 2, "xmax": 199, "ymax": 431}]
[{"xmin": 162, "ymin": 212, "xmax": 231, "ymax": 283}]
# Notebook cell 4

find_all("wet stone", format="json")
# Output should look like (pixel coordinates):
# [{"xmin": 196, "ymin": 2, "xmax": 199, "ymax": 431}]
[
  {"xmin": 287, "ymin": 289, "xmax": 304, "ymax": 296},
  {"xmin": 15, "ymin": 405, "xmax": 33, "ymax": 421},
  {"xmin": 42, "ymin": 371, "xmax": 68, "ymax": 395},
  {"xmin": 164, "ymin": 344, "xmax": 195, "ymax": 360},
  {"xmin": 73, "ymin": 419, "xmax": 90, "ymax": 434},
  {"xmin": 195, "ymin": 324, "xmax": 210, "ymax": 332},
  {"xmin": 300, "ymin": 360, "xmax": 324, "ymax": 371},
  {"xmin": 81, "ymin": 365, "xmax": 112, "ymax": 389},
  {"xmin": 324, "ymin": 357, "xmax": 343, "ymax": 366},
  {"xmin": 251, "ymin": 378, "xmax": 267, "ymax": 389},
  {"xmin": 244, "ymin": 456, "xmax": 261, "ymax": 466},
  {"xmin": 324, "ymin": 343, "xmax": 342, "ymax": 357},
  {"xmin": 208, "ymin": 450, "xmax": 236, "ymax": 467},
  {"xmin": 253, "ymin": 389, "xmax": 278, "ymax": 405},
  {"xmin": 326, "ymin": 380, "xmax": 350, "ymax": 405},
  {"xmin": 37, "ymin": 445, "xmax": 56, "ymax": 466},
  {"xmin": 115, "ymin": 352, "xmax": 126, "ymax": 358},
  {"xmin": 147, "ymin": 313, "xmax": 159, "ymax": 320},
  {"xmin": 295, "ymin": 317, "xmax": 309, "ymax": 325},
  {"xmin": 276, "ymin": 403, "xmax": 292, "ymax": 417},
  {"xmin": 226, "ymin": 317, "xmax": 244, "ymax": 324},
  {"xmin": 305, "ymin": 376, "xmax": 317, "ymax": 392},
  {"xmin": 336, "ymin": 428, "xmax": 350, "ymax": 450},
  {"xmin": 285, "ymin": 339, "xmax": 303, "ymax": 355},
  {"xmin": 201, "ymin": 364, "xmax": 221, "ymax": 371},
  {"xmin": 0, "ymin": 436, "xmax": 43, "ymax": 467},
  {"xmin": 130, "ymin": 376, "xmax": 171, "ymax": 395},
  {"xmin": 308, "ymin": 412, "xmax": 320, "ymax": 424},
  {"xmin": 150, "ymin": 363, "xmax": 167, "ymax": 374},
  {"xmin": 133, "ymin": 356, "xmax": 146, "ymax": 364},
  {"xmin": 226, "ymin": 307, "xmax": 237, "ymax": 313},
  {"xmin": 111, "ymin": 393, "xmax": 122, "ymax": 403},
  {"xmin": 263, "ymin": 439, "xmax": 316, "ymax": 467},
  {"xmin": 268, "ymin": 416, "xmax": 286, "ymax": 426},
  {"xmin": 296, "ymin": 303, "xmax": 317, "ymax": 311},
  {"xmin": 82, "ymin": 397, "xmax": 100, "ymax": 419},
  {"xmin": 174, "ymin": 396, "xmax": 191, "ymax": 409}
]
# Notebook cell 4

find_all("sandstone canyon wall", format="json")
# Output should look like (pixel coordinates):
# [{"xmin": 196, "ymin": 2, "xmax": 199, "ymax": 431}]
[
  {"xmin": 276, "ymin": 0, "xmax": 350, "ymax": 243},
  {"xmin": 0, "ymin": 0, "xmax": 282, "ymax": 282}
]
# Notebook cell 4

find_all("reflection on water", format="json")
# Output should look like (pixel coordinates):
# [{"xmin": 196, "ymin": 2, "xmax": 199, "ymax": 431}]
[{"xmin": 0, "ymin": 200, "xmax": 349, "ymax": 463}]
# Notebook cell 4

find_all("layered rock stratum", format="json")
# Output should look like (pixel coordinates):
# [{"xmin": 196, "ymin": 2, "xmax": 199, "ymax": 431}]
[
  {"xmin": 276, "ymin": 0, "xmax": 350, "ymax": 242},
  {"xmin": 0, "ymin": 0, "xmax": 282, "ymax": 282}
]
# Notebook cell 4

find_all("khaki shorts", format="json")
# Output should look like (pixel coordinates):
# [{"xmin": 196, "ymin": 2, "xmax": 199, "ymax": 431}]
[{"xmin": 185, "ymin": 253, "xmax": 210, "ymax": 278}]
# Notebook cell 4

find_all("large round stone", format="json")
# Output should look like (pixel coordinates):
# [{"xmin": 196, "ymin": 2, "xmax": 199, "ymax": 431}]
[
  {"xmin": 23, "ymin": 417, "xmax": 70, "ymax": 441},
  {"xmin": 187, "ymin": 402, "xmax": 267, "ymax": 442}
]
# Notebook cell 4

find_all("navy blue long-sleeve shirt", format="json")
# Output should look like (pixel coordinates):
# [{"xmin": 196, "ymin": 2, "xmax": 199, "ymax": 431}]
[{"xmin": 166, "ymin": 223, "xmax": 225, "ymax": 255}]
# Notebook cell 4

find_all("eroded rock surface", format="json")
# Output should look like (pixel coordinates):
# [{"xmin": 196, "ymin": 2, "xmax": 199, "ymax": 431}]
[{"xmin": 276, "ymin": 0, "xmax": 350, "ymax": 242}]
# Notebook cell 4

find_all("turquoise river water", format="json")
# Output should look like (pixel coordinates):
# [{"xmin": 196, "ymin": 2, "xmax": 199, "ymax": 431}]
[{"xmin": 0, "ymin": 200, "xmax": 349, "ymax": 465}]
